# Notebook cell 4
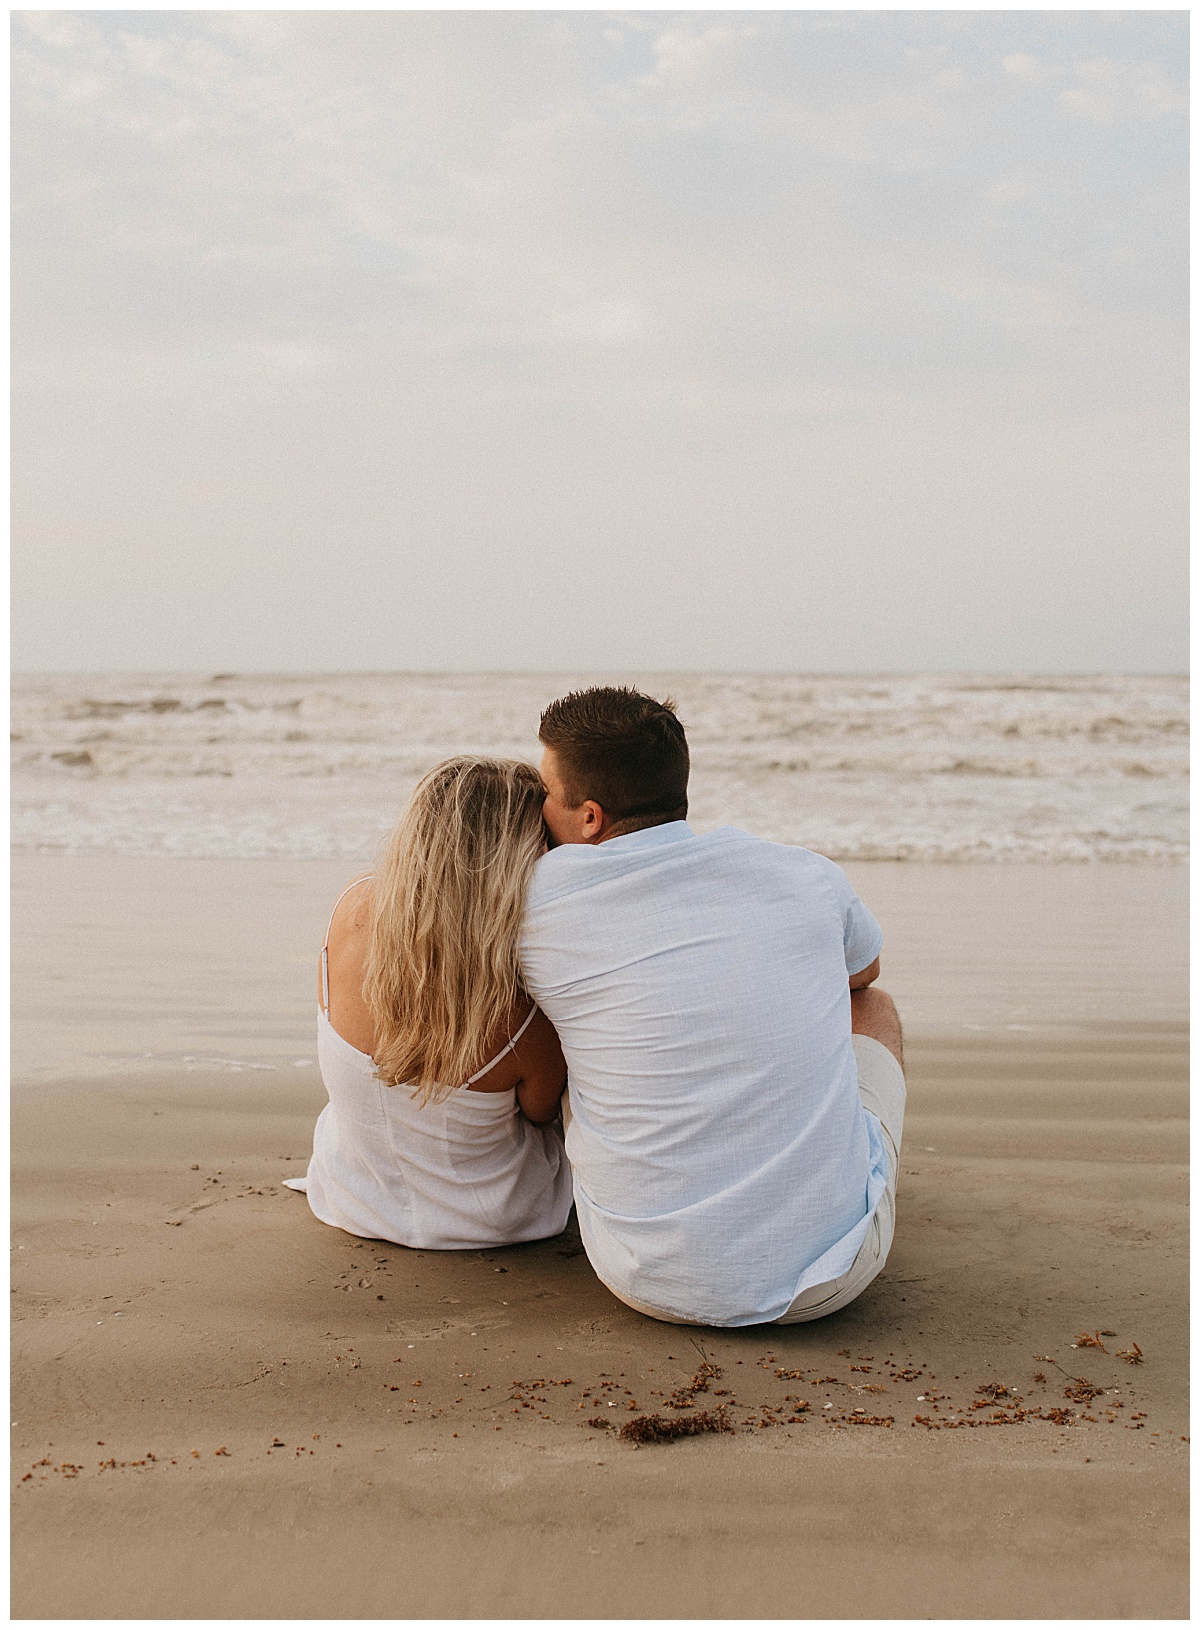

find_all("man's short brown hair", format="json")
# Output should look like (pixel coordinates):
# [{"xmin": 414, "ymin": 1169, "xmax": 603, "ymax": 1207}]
[{"xmin": 539, "ymin": 687, "xmax": 689, "ymax": 823}]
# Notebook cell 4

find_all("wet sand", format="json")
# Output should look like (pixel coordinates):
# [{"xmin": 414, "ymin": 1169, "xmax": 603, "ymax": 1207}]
[{"xmin": 11, "ymin": 856, "xmax": 1188, "ymax": 1619}]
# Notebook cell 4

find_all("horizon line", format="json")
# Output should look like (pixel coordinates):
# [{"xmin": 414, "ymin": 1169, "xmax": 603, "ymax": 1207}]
[{"xmin": 11, "ymin": 666, "xmax": 1189, "ymax": 681}]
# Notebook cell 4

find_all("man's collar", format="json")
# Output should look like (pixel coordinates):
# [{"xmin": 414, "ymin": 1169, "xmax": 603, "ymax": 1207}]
[{"xmin": 596, "ymin": 819, "xmax": 694, "ymax": 852}]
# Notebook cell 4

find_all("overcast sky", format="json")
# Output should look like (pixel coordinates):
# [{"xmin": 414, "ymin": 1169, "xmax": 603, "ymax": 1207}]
[{"xmin": 12, "ymin": 9, "xmax": 1188, "ymax": 673}]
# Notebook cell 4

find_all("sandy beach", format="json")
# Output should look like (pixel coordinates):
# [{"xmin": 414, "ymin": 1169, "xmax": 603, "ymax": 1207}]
[{"xmin": 11, "ymin": 855, "xmax": 1188, "ymax": 1619}]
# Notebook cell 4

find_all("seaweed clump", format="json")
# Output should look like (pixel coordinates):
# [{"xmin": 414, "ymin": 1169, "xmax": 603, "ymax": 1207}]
[{"xmin": 617, "ymin": 1406, "xmax": 733, "ymax": 1445}]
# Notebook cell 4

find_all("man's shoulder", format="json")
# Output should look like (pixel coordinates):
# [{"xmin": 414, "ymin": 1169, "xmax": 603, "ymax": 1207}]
[
  {"xmin": 701, "ymin": 826, "xmax": 841, "ymax": 872},
  {"xmin": 527, "ymin": 825, "xmax": 838, "ymax": 905}
]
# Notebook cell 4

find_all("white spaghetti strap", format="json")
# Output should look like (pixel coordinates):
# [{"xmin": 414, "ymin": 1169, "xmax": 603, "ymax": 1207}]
[
  {"xmin": 321, "ymin": 876, "xmax": 373, "ymax": 1018},
  {"xmin": 461, "ymin": 1003, "xmax": 539, "ymax": 1088}
]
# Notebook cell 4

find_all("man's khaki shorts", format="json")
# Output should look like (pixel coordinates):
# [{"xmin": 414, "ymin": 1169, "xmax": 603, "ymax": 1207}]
[
  {"xmin": 599, "ymin": 1034, "xmax": 907, "ymax": 1327},
  {"xmin": 772, "ymin": 1034, "xmax": 905, "ymax": 1323}
]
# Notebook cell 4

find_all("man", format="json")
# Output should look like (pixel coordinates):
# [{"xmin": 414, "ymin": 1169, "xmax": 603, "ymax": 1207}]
[{"xmin": 518, "ymin": 685, "xmax": 905, "ymax": 1328}]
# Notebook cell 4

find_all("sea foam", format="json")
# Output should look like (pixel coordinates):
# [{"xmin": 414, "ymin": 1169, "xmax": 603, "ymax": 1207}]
[{"xmin": 11, "ymin": 671, "xmax": 1187, "ymax": 862}]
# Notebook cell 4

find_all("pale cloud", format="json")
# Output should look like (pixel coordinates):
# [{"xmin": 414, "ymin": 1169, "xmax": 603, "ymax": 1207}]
[
  {"xmin": 548, "ymin": 299, "xmax": 654, "ymax": 346},
  {"xmin": 1001, "ymin": 53, "xmax": 1050, "ymax": 83},
  {"xmin": 16, "ymin": 10, "xmax": 86, "ymax": 49},
  {"xmin": 641, "ymin": 24, "xmax": 736, "ymax": 88},
  {"xmin": 1060, "ymin": 57, "xmax": 1187, "ymax": 123},
  {"xmin": 263, "ymin": 341, "xmax": 340, "ymax": 377},
  {"xmin": 939, "ymin": 277, "xmax": 1075, "ymax": 332},
  {"xmin": 988, "ymin": 177, "xmax": 1030, "ymax": 206}
]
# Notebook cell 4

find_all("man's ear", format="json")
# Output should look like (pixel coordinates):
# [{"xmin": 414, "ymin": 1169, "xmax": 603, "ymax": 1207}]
[{"xmin": 579, "ymin": 800, "xmax": 607, "ymax": 842}]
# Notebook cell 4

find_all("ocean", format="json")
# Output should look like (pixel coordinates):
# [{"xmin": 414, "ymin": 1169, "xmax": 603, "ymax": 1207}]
[{"xmin": 11, "ymin": 671, "xmax": 1187, "ymax": 863}]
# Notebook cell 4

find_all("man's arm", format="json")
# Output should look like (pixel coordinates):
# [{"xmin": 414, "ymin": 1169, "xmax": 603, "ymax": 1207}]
[{"xmin": 849, "ymin": 956, "xmax": 880, "ymax": 991}]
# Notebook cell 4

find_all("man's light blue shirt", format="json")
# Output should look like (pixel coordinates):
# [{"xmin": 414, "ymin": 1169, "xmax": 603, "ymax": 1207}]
[{"xmin": 519, "ymin": 821, "xmax": 889, "ymax": 1327}]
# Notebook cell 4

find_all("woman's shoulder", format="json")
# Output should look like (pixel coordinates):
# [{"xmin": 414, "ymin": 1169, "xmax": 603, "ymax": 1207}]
[
  {"xmin": 328, "ymin": 874, "xmax": 374, "ymax": 932},
  {"xmin": 462, "ymin": 996, "xmax": 539, "ymax": 1091},
  {"xmin": 483, "ymin": 993, "xmax": 538, "ymax": 1059},
  {"xmin": 338, "ymin": 872, "xmax": 374, "ymax": 896}
]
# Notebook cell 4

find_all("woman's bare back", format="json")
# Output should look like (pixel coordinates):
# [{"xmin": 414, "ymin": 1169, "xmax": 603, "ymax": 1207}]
[{"xmin": 317, "ymin": 875, "xmax": 567, "ymax": 1123}]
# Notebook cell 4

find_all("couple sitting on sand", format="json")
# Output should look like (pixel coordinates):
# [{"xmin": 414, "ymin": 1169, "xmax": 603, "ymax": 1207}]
[{"xmin": 291, "ymin": 686, "xmax": 905, "ymax": 1328}]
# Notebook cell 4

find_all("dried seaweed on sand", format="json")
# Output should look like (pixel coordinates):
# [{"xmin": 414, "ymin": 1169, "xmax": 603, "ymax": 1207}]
[
  {"xmin": 618, "ymin": 1407, "xmax": 733, "ymax": 1445},
  {"xmin": 666, "ymin": 1357, "xmax": 722, "ymax": 1410},
  {"xmin": 1063, "ymin": 1379, "xmax": 1101, "ymax": 1404}
]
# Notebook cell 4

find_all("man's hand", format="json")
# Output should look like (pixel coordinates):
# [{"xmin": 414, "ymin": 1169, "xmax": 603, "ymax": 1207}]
[{"xmin": 849, "ymin": 956, "xmax": 880, "ymax": 991}]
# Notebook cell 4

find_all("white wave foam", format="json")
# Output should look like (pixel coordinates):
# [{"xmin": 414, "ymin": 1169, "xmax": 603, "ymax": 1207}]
[{"xmin": 11, "ymin": 672, "xmax": 1188, "ymax": 862}]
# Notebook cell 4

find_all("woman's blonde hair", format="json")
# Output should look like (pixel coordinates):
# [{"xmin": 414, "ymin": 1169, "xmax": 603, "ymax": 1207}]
[{"xmin": 363, "ymin": 756, "xmax": 546, "ymax": 1102}]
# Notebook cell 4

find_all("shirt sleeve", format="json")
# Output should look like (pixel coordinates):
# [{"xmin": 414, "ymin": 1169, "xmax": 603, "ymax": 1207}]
[{"xmin": 820, "ymin": 857, "xmax": 883, "ymax": 976}]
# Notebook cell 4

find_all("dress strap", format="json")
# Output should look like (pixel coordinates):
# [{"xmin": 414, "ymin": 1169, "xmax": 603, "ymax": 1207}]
[
  {"xmin": 461, "ymin": 1003, "xmax": 539, "ymax": 1088},
  {"xmin": 321, "ymin": 876, "xmax": 373, "ymax": 1017}
]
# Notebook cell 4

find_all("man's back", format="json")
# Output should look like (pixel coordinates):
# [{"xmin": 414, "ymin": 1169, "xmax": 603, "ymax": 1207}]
[{"xmin": 519, "ymin": 820, "xmax": 889, "ymax": 1326}]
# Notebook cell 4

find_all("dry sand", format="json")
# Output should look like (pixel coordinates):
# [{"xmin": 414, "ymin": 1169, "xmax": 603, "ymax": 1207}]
[{"xmin": 11, "ymin": 856, "xmax": 1188, "ymax": 1619}]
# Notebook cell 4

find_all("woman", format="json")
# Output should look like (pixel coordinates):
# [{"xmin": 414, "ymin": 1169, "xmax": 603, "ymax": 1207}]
[{"xmin": 287, "ymin": 757, "xmax": 572, "ymax": 1248}]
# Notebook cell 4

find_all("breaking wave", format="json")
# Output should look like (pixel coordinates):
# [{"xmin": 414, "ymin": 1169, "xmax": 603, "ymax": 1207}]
[{"xmin": 11, "ymin": 671, "xmax": 1188, "ymax": 862}]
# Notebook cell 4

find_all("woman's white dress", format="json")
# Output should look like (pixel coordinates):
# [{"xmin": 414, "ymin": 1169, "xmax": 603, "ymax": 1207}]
[{"xmin": 288, "ymin": 1008, "xmax": 572, "ymax": 1248}]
